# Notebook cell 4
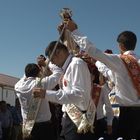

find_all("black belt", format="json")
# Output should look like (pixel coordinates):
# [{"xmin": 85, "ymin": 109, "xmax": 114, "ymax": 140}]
[{"xmin": 120, "ymin": 106, "xmax": 140, "ymax": 111}]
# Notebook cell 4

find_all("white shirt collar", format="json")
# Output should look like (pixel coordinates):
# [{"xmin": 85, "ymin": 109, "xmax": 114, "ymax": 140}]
[{"xmin": 62, "ymin": 54, "xmax": 73, "ymax": 72}]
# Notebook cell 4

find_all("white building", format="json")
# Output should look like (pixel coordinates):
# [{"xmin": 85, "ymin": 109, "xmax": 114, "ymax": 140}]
[{"xmin": 0, "ymin": 73, "xmax": 19, "ymax": 106}]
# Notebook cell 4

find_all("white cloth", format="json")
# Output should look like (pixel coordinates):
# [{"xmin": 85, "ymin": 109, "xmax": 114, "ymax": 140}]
[
  {"xmin": 71, "ymin": 30, "xmax": 140, "ymax": 106},
  {"xmin": 95, "ymin": 61, "xmax": 115, "ymax": 83},
  {"xmin": 96, "ymin": 84, "xmax": 114, "ymax": 125},
  {"xmin": 14, "ymin": 63, "xmax": 63, "ymax": 123},
  {"xmin": 95, "ymin": 61, "xmax": 120, "ymax": 117},
  {"xmin": 95, "ymin": 61, "xmax": 117, "ymax": 96},
  {"xmin": 46, "ymin": 54, "xmax": 92, "ymax": 112}
]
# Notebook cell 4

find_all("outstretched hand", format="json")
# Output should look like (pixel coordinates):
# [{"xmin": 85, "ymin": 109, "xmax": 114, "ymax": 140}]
[
  {"xmin": 65, "ymin": 20, "xmax": 78, "ymax": 32},
  {"xmin": 37, "ymin": 55, "xmax": 46, "ymax": 67},
  {"xmin": 57, "ymin": 20, "xmax": 78, "ymax": 33}
]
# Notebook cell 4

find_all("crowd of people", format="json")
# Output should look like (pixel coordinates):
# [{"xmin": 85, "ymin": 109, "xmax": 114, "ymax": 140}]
[
  {"xmin": 1, "ymin": 15, "xmax": 140, "ymax": 140},
  {"xmin": 0, "ymin": 99, "xmax": 23, "ymax": 140}
]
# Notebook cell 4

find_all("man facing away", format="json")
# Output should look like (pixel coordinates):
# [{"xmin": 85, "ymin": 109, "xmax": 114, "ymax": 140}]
[{"xmin": 15, "ymin": 62, "xmax": 63, "ymax": 140}]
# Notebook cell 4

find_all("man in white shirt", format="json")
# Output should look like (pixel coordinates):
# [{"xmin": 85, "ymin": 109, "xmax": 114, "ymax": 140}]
[
  {"xmin": 91, "ymin": 66, "xmax": 113, "ymax": 140},
  {"xmin": 95, "ymin": 61, "xmax": 120, "ymax": 139},
  {"xmin": 63, "ymin": 20, "xmax": 140, "ymax": 139},
  {"xmin": 33, "ymin": 41, "xmax": 95, "ymax": 140},
  {"xmin": 15, "ymin": 63, "xmax": 63, "ymax": 140}
]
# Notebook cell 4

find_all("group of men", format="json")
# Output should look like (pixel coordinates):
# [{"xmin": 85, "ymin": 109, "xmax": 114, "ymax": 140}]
[{"xmin": 14, "ymin": 17, "xmax": 140, "ymax": 140}]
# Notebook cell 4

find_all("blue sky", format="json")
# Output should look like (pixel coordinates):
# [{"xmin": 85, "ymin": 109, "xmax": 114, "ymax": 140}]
[{"xmin": 0, "ymin": 0, "xmax": 140, "ymax": 78}]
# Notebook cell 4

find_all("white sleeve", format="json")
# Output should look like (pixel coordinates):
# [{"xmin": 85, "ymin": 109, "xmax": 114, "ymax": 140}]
[
  {"xmin": 45, "ymin": 88, "xmax": 83, "ymax": 105},
  {"xmin": 45, "ymin": 59, "xmax": 91, "ymax": 105},
  {"xmin": 48, "ymin": 62, "xmax": 63, "ymax": 73},
  {"xmin": 95, "ymin": 61, "xmax": 114, "ymax": 82},
  {"xmin": 71, "ymin": 30, "xmax": 123, "ymax": 73},
  {"xmin": 41, "ymin": 64, "xmax": 63, "ymax": 90},
  {"xmin": 72, "ymin": 29, "xmax": 96, "ymax": 55},
  {"xmin": 14, "ymin": 75, "xmax": 26, "ymax": 91}
]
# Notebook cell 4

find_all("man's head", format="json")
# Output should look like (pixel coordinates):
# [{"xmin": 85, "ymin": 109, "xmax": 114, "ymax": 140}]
[
  {"xmin": 45, "ymin": 41, "xmax": 69, "ymax": 67},
  {"xmin": 0, "ymin": 101, "xmax": 7, "ymax": 112},
  {"xmin": 117, "ymin": 31, "xmax": 137, "ymax": 53},
  {"xmin": 25, "ymin": 63, "xmax": 40, "ymax": 78}
]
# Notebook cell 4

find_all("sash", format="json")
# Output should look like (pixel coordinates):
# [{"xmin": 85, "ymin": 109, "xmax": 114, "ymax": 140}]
[
  {"xmin": 23, "ymin": 98, "xmax": 41, "ymax": 138},
  {"xmin": 65, "ymin": 101, "xmax": 96, "ymax": 134},
  {"xmin": 22, "ymin": 78, "xmax": 42, "ymax": 139},
  {"xmin": 120, "ymin": 54, "xmax": 140, "ymax": 97}
]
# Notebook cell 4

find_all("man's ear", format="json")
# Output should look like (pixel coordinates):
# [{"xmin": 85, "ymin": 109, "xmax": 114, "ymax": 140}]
[
  {"xmin": 55, "ymin": 49, "xmax": 61, "ymax": 56},
  {"xmin": 119, "ymin": 43, "xmax": 126, "ymax": 53}
]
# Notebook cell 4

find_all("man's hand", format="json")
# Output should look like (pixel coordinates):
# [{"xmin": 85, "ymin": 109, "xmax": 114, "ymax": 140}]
[
  {"xmin": 58, "ymin": 20, "xmax": 78, "ymax": 33},
  {"xmin": 107, "ymin": 125, "xmax": 112, "ymax": 135},
  {"xmin": 37, "ymin": 55, "xmax": 46, "ymax": 67},
  {"xmin": 32, "ymin": 87, "xmax": 46, "ymax": 98},
  {"xmin": 66, "ymin": 20, "xmax": 78, "ymax": 32}
]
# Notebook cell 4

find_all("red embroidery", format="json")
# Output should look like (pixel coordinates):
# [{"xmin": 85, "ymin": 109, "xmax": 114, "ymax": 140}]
[
  {"xmin": 63, "ymin": 79, "xmax": 67, "ymax": 87},
  {"xmin": 91, "ymin": 84, "xmax": 101, "ymax": 107},
  {"xmin": 120, "ymin": 54, "xmax": 140, "ymax": 97}
]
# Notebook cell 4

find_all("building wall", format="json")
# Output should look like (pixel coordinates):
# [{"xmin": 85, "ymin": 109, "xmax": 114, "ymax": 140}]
[
  {"xmin": 0, "ymin": 87, "xmax": 2, "ymax": 100},
  {"xmin": 0, "ymin": 87, "xmax": 16, "ymax": 106}
]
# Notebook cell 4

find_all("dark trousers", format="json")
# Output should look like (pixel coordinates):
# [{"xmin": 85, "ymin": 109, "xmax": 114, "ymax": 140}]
[
  {"xmin": 117, "ymin": 106, "xmax": 140, "ymax": 139},
  {"xmin": 10, "ymin": 124, "xmax": 23, "ymax": 140},
  {"xmin": 24, "ymin": 121, "xmax": 55, "ymax": 140},
  {"xmin": 94, "ymin": 118, "xmax": 112, "ymax": 140},
  {"xmin": 60, "ymin": 113, "xmax": 95, "ymax": 140},
  {"xmin": 112, "ymin": 116, "xmax": 119, "ymax": 140},
  {"xmin": 2, "ymin": 127, "xmax": 11, "ymax": 140}
]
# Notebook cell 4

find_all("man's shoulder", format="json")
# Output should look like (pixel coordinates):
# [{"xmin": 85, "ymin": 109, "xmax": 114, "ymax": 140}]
[{"xmin": 72, "ymin": 56, "xmax": 85, "ymax": 64}]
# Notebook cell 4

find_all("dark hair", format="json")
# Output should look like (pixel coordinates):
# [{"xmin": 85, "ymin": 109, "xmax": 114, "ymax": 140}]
[
  {"xmin": 45, "ymin": 41, "xmax": 68, "ymax": 58},
  {"xmin": 25, "ymin": 63, "xmax": 40, "ymax": 77},
  {"xmin": 117, "ymin": 31, "xmax": 137, "ymax": 50},
  {"xmin": 0, "ymin": 100, "xmax": 6, "ymax": 105},
  {"xmin": 104, "ymin": 49, "xmax": 113, "ymax": 54},
  {"xmin": 92, "ymin": 66, "xmax": 100, "ymax": 84},
  {"xmin": 39, "ymin": 54, "xmax": 46, "ymax": 61}
]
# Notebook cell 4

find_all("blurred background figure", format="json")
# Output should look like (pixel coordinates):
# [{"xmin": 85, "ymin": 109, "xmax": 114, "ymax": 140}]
[
  {"xmin": 0, "ymin": 101, "xmax": 13, "ymax": 140},
  {"xmin": 10, "ymin": 98, "xmax": 23, "ymax": 140},
  {"xmin": 0, "ymin": 115, "xmax": 2, "ymax": 140}
]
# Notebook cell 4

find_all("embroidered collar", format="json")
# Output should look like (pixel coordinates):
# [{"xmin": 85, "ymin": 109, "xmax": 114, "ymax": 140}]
[
  {"xmin": 120, "ymin": 54, "xmax": 140, "ymax": 97},
  {"xmin": 123, "ymin": 50, "xmax": 135, "ymax": 55}
]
